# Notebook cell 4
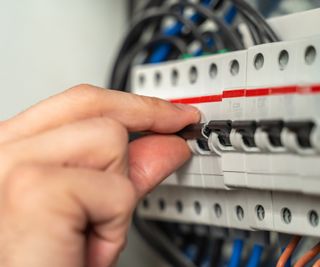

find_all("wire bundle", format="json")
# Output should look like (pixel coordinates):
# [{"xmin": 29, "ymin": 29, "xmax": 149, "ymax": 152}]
[
  {"xmin": 109, "ymin": 0, "xmax": 279, "ymax": 92},
  {"xmin": 277, "ymin": 237, "xmax": 320, "ymax": 267},
  {"xmin": 120, "ymin": 1, "xmax": 285, "ymax": 266}
]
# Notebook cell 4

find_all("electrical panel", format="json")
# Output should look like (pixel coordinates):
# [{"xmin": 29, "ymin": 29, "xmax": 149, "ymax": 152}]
[{"xmin": 132, "ymin": 8, "xmax": 320, "ymax": 238}]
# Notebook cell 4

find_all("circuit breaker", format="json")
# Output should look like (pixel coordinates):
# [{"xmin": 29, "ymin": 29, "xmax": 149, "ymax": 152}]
[{"xmin": 132, "ymin": 8, "xmax": 320, "ymax": 238}]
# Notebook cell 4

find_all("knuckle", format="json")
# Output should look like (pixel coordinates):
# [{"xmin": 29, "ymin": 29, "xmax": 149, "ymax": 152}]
[
  {"xmin": 106, "ymin": 119, "xmax": 128, "ymax": 143},
  {"xmin": 65, "ymin": 84, "xmax": 103, "ymax": 105},
  {"xmin": 97, "ymin": 117, "xmax": 127, "ymax": 138},
  {"xmin": 90, "ymin": 117, "xmax": 128, "ymax": 148},
  {"xmin": 141, "ymin": 96, "xmax": 163, "ymax": 128},
  {"xmin": 112, "ymin": 179, "xmax": 136, "ymax": 218},
  {"xmin": 144, "ymin": 95, "xmax": 163, "ymax": 107},
  {"xmin": 143, "ymin": 96, "xmax": 163, "ymax": 113},
  {"xmin": 4, "ymin": 165, "xmax": 46, "ymax": 210},
  {"xmin": 68, "ymin": 83, "xmax": 96, "ymax": 94}
]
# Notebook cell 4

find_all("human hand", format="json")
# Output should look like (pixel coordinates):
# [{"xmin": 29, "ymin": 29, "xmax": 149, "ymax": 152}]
[{"xmin": 0, "ymin": 84, "xmax": 200, "ymax": 267}]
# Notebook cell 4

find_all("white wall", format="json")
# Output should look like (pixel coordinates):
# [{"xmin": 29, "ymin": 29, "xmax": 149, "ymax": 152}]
[{"xmin": 0, "ymin": 0, "xmax": 127, "ymax": 119}]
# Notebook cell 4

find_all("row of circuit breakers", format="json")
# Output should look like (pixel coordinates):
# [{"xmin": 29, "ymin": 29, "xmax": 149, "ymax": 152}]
[{"xmin": 132, "ymin": 9, "xmax": 320, "ymax": 237}]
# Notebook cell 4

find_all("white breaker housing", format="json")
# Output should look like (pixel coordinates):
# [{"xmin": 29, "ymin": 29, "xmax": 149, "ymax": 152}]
[{"xmin": 132, "ymin": 9, "xmax": 320, "ymax": 237}]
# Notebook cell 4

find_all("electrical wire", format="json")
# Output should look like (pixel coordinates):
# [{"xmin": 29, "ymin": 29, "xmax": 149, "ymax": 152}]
[
  {"xmin": 192, "ymin": 5, "xmax": 238, "ymax": 56},
  {"xmin": 194, "ymin": 231, "xmax": 210, "ymax": 266},
  {"xmin": 203, "ymin": 31, "xmax": 224, "ymax": 51},
  {"xmin": 143, "ymin": 0, "xmax": 165, "ymax": 10},
  {"xmin": 230, "ymin": 0, "xmax": 280, "ymax": 42},
  {"xmin": 209, "ymin": 238, "xmax": 224, "ymax": 267},
  {"xmin": 133, "ymin": 214, "xmax": 197, "ymax": 267},
  {"xmin": 313, "ymin": 259, "xmax": 320, "ymax": 267},
  {"xmin": 171, "ymin": 1, "xmax": 244, "ymax": 50},
  {"xmin": 276, "ymin": 236, "xmax": 301, "ymax": 267},
  {"xmin": 294, "ymin": 242, "xmax": 320, "ymax": 267},
  {"xmin": 113, "ymin": 35, "xmax": 188, "ymax": 90},
  {"xmin": 246, "ymin": 244, "xmax": 264, "ymax": 267},
  {"xmin": 224, "ymin": 5, "xmax": 237, "ymax": 24},
  {"xmin": 236, "ymin": 7, "xmax": 265, "ymax": 44},
  {"xmin": 125, "ymin": 8, "xmax": 210, "ymax": 56},
  {"xmin": 228, "ymin": 239, "xmax": 244, "ymax": 267},
  {"xmin": 281, "ymin": 247, "xmax": 291, "ymax": 267},
  {"xmin": 148, "ymin": 0, "xmax": 212, "ymax": 63},
  {"xmin": 110, "ymin": 8, "xmax": 210, "ymax": 89}
]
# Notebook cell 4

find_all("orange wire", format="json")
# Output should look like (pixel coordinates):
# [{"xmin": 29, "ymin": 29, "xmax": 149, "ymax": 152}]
[
  {"xmin": 312, "ymin": 259, "xmax": 320, "ymax": 267},
  {"xmin": 294, "ymin": 242, "xmax": 320, "ymax": 267},
  {"xmin": 276, "ymin": 236, "xmax": 302, "ymax": 267}
]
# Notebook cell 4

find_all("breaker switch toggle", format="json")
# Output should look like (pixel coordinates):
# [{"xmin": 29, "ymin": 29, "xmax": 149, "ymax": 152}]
[
  {"xmin": 284, "ymin": 121, "xmax": 315, "ymax": 149},
  {"xmin": 205, "ymin": 120, "xmax": 233, "ymax": 147},
  {"xmin": 232, "ymin": 120, "xmax": 258, "ymax": 148},
  {"xmin": 258, "ymin": 120, "xmax": 284, "ymax": 148}
]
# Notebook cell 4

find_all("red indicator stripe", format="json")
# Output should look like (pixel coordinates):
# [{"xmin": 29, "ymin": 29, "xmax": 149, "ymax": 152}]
[
  {"xmin": 169, "ymin": 84, "xmax": 320, "ymax": 104},
  {"xmin": 311, "ymin": 84, "xmax": 320, "ymax": 93},
  {"xmin": 222, "ymin": 89, "xmax": 246, "ymax": 98},
  {"xmin": 170, "ymin": 94, "xmax": 222, "ymax": 104},
  {"xmin": 299, "ymin": 84, "xmax": 320, "ymax": 94},
  {"xmin": 246, "ymin": 88, "xmax": 269, "ymax": 97},
  {"xmin": 270, "ymin": 85, "xmax": 298, "ymax": 95}
]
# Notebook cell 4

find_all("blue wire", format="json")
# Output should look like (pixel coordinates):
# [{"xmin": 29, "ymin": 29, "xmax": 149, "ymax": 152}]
[
  {"xmin": 200, "ymin": 255, "xmax": 210, "ymax": 267},
  {"xmin": 183, "ymin": 243, "xmax": 198, "ymax": 262},
  {"xmin": 148, "ymin": 0, "xmax": 212, "ymax": 63},
  {"xmin": 224, "ymin": 5, "xmax": 237, "ymax": 24},
  {"xmin": 191, "ymin": 5, "xmax": 237, "ymax": 56},
  {"xmin": 246, "ymin": 244, "xmax": 264, "ymax": 267},
  {"xmin": 228, "ymin": 239, "xmax": 244, "ymax": 267}
]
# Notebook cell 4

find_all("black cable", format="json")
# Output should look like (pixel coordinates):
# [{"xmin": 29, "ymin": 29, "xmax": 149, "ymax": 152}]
[
  {"xmin": 109, "ymin": 8, "xmax": 211, "ymax": 90},
  {"xmin": 210, "ymin": 0, "xmax": 225, "ymax": 10},
  {"xmin": 147, "ymin": 0, "xmax": 223, "ymax": 62},
  {"xmin": 113, "ymin": 35, "xmax": 188, "ymax": 90},
  {"xmin": 210, "ymin": 238, "xmax": 224, "ymax": 267},
  {"xmin": 171, "ymin": 1, "xmax": 244, "ymax": 50},
  {"xmin": 233, "ymin": 3, "xmax": 267, "ymax": 44},
  {"xmin": 230, "ymin": 0, "xmax": 280, "ymax": 42},
  {"xmin": 194, "ymin": 235, "xmax": 210, "ymax": 266},
  {"xmin": 240, "ymin": 11, "xmax": 264, "ymax": 45},
  {"xmin": 143, "ymin": 0, "xmax": 166, "ymax": 10},
  {"xmin": 129, "ymin": 0, "xmax": 167, "ymax": 24},
  {"xmin": 133, "ymin": 214, "xmax": 198, "ymax": 267}
]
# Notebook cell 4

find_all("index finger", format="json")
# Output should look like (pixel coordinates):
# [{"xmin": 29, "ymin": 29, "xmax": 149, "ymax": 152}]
[{"xmin": 0, "ymin": 84, "xmax": 200, "ymax": 143}]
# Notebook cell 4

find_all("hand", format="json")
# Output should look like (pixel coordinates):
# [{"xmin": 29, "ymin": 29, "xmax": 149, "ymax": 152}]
[{"xmin": 0, "ymin": 84, "xmax": 200, "ymax": 267}]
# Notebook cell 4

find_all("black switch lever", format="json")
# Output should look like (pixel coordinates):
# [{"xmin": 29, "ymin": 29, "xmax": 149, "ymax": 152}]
[
  {"xmin": 176, "ymin": 123, "xmax": 206, "ymax": 140},
  {"xmin": 232, "ymin": 120, "xmax": 257, "ymax": 148},
  {"xmin": 258, "ymin": 120, "xmax": 284, "ymax": 147},
  {"xmin": 284, "ymin": 121, "xmax": 315, "ymax": 148},
  {"xmin": 205, "ymin": 120, "xmax": 232, "ymax": 147}
]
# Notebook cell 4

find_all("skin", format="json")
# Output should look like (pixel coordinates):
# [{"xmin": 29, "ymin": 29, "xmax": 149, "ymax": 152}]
[{"xmin": 0, "ymin": 84, "xmax": 200, "ymax": 267}]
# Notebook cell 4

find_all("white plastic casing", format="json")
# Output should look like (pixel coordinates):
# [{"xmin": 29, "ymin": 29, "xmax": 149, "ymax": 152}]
[
  {"xmin": 133, "ymin": 9, "xmax": 320, "ymax": 237},
  {"xmin": 220, "ymin": 50, "xmax": 247, "ymax": 188}
]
